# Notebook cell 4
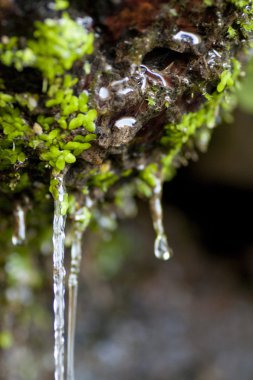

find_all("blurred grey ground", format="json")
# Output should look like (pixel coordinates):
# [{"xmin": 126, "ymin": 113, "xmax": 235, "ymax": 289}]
[
  {"xmin": 70, "ymin": 107, "xmax": 253, "ymax": 380},
  {"xmin": 1, "ymin": 107, "xmax": 253, "ymax": 379}
]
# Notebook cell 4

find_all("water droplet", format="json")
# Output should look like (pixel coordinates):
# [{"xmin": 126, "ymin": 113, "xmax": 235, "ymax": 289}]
[
  {"xmin": 114, "ymin": 117, "xmax": 136, "ymax": 129},
  {"xmin": 173, "ymin": 30, "xmax": 202, "ymax": 45},
  {"xmin": 207, "ymin": 49, "xmax": 222, "ymax": 68},
  {"xmin": 111, "ymin": 77, "xmax": 129, "ymax": 87},
  {"xmin": 12, "ymin": 204, "xmax": 26, "ymax": 246},
  {"xmin": 76, "ymin": 16, "xmax": 93, "ymax": 29},
  {"xmin": 98, "ymin": 87, "xmax": 110, "ymax": 100},
  {"xmin": 149, "ymin": 177, "xmax": 173, "ymax": 261},
  {"xmin": 52, "ymin": 175, "xmax": 67, "ymax": 380},
  {"xmin": 154, "ymin": 234, "xmax": 172, "ymax": 261},
  {"xmin": 117, "ymin": 87, "xmax": 134, "ymax": 96},
  {"xmin": 140, "ymin": 64, "xmax": 169, "ymax": 87}
]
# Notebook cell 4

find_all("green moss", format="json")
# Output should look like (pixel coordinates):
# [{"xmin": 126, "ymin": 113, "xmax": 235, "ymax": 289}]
[
  {"xmin": 139, "ymin": 163, "xmax": 158, "ymax": 188},
  {"xmin": 227, "ymin": 26, "xmax": 237, "ymax": 39},
  {"xmin": 0, "ymin": 0, "xmax": 250, "ymax": 213},
  {"xmin": 0, "ymin": 5, "xmax": 96, "ymax": 193},
  {"xmin": 228, "ymin": 1, "xmax": 253, "ymax": 35},
  {"xmin": 229, "ymin": 0, "xmax": 252, "ymax": 9},
  {"xmin": 90, "ymin": 171, "xmax": 118, "ymax": 192},
  {"xmin": 53, "ymin": 0, "xmax": 69, "ymax": 11},
  {"xmin": 160, "ymin": 59, "xmax": 242, "ymax": 181},
  {"xmin": 135, "ymin": 178, "xmax": 153, "ymax": 198},
  {"xmin": 0, "ymin": 331, "xmax": 13, "ymax": 349},
  {"xmin": 203, "ymin": 0, "xmax": 213, "ymax": 5},
  {"xmin": 0, "ymin": 14, "xmax": 94, "ymax": 79}
]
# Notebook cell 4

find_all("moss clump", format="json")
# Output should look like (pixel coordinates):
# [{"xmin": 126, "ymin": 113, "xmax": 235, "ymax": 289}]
[
  {"xmin": 0, "ymin": 0, "xmax": 252, "ymax": 211},
  {"xmin": 160, "ymin": 58, "xmax": 241, "ymax": 180},
  {"xmin": 0, "ymin": 6, "xmax": 96, "ymax": 189}
]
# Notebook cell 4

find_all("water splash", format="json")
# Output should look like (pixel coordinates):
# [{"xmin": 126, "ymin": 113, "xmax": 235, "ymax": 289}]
[
  {"xmin": 53, "ymin": 175, "xmax": 67, "ymax": 380},
  {"xmin": 12, "ymin": 204, "xmax": 26, "ymax": 246},
  {"xmin": 149, "ymin": 177, "xmax": 173, "ymax": 261},
  {"xmin": 67, "ymin": 207, "xmax": 91, "ymax": 380}
]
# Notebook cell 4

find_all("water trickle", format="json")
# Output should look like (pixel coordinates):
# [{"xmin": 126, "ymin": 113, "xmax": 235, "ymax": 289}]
[
  {"xmin": 67, "ymin": 228, "xmax": 82, "ymax": 380},
  {"xmin": 149, "ymin": 177, "xmax": 173, "ymax": 261},
  {"xmin": 12, "ymin": 204, "xmax": 26, "ymax": 246},
  {"xmin": 67, "ymin": 207, "xmax": 91, "ymax": 380},
  {"xmin": 52, "ymin": 175, "xmax": 67, "ymax": 380}
]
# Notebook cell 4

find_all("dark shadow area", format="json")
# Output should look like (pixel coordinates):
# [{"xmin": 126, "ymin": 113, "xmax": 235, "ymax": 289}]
[{"xmin": 142, "ymin": 47, "xmax": 192, "ymax": 71}]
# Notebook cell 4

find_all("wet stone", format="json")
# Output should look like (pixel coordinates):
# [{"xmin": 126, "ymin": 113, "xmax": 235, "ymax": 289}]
[
  {"xmin": 0, "ymin": 0, "xmax": 247, "ymax": 194},
  {"xmin": 111, "ymin": 117, "xmax": 139, "ymax": 146}
]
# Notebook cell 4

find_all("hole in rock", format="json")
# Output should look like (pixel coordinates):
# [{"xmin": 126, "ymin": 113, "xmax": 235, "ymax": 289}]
[{"xmin": 142, "ymin": 47, "xmax": 192, "ymax": 71}]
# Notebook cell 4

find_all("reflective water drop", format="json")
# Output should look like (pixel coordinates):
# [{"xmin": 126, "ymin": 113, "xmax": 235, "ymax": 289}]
[
  {"xmin": 140, "ymin": 64, "xmax": 169, "ymax": 87},
  {"xmin": 207, "ymin": 49, "xmax": 222, "ymax": 68},
  {"xmin": 12, "ymin": 204, "xmax": 26, "ymax": 246},
  {"xmin": 111, "ymin": 77, "xmax": 129, "ymax": 87},
  {"xmin": 53, "ymin": 175, "xmax": 67, "ymax": 380},
  {"xmin": 173, "ymin": 30, "xmax": 202, "ymax": 45},
  {"xmin": 114, "ymin": 117, "xmax": 136, "ymax": 129},
  {"xmin": 149, "ymin": 177, "xmax": 173, "ymax": 261},
  {"xmin": 117, "ymin": 87, "xmax": 134, "ymax": 96},
  {"xmin": 154, "ymin": 234, "xmax": 171, "ymax": 261},
  {"xmin": 98, "ymin": 87, "xmax": 110, "ymax": 100}
]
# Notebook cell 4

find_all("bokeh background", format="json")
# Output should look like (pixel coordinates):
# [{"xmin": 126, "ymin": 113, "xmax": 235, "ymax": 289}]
[{"xmin": 1, "ymin": 61, "xmax": 253, "ymax": 380}]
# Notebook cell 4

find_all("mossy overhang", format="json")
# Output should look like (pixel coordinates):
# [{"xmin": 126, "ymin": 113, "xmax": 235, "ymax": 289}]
[{"xmin": 0, "ymin": 0, "xmax": 252, "ymax": 211}]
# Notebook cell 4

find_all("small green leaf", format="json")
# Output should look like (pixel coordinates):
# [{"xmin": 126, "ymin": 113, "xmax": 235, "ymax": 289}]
[
  {"xmin": 64, "ymin": 152, "xmax": 76, "ymax": 163},
  {"xmin": 56, "ymin": 155, "xmax": 65, "ymax": 170},
  {"xmin": 60, "ymin": 193, "xmax": 69, "ymax": 216}
]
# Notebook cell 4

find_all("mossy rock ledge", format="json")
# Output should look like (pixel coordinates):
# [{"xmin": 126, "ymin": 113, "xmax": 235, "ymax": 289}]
[{"xmin": 0, "ymin": 0, "xmax": 252, "ymax": 221}]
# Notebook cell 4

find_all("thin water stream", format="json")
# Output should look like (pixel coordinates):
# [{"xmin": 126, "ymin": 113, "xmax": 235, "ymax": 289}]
[
  {"xmin": 52, "ymin": 176, "xmax": 67, "ymax": 380},
  {"xmin": 12, "ymin": 204, "xmax": 26, "ymax": 246},
  {"xmin": 150, "ymin": 177, "xmax": 173, "ymax": 261},
  {"xmin": 67, "ymin": 228, "xmax": 82, "ymax": 380},
  {"xmin": 67, "ymin": 206, "xmax": 91, "ymax": 380}
]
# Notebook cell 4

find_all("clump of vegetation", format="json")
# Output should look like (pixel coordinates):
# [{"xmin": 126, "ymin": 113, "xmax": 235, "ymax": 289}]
[
  {"xmin": 0, "ymin": 8, "xmax": 95, "ymax": 200},
  {"xmin": 0, "ymin": 0, "xmax": 252, "ymax": 209},
  {"xmin": 0, "ymin": 2, "xmax": 253, "ymax": 377}
]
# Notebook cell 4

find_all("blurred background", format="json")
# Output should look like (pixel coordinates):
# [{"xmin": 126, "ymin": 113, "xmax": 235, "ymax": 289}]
[{"xmin": 1, "ymin": 61, "xmax": 253, "ymax": 380}]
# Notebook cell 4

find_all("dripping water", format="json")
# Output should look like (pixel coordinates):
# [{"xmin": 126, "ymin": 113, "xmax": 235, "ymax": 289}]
[
  {"xmin": 67, "ymin": 207, "xmax": 91, "ymax": 380},
  {"xmin": 67, "ymin": 228, "xmax": 82, "ymax": 380},
  {"xmin": 12, "ymin": 204, "xmax": 26, "ymax": 245},
  {"xmin": 150, "ymin": 177, "xmax": 173, "ymax": 261},
  {"xmin": 53, "ymin": 175, "xmax": 67, "ymax": 380}
]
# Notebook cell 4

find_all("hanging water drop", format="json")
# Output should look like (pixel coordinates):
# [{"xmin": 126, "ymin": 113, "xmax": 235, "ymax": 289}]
[
  {"xmin": 52, "ymin": 175, "xmax": 67, "ymax": 380},
  {"xmin": 154, "ymin": 234, "xmax": 171, "ymax": 261},
  {"xmin": 12, "ymin": 204, "xmax": 26, "ymax": 246},
  {"xmin": 150, "ymin": 177, "xmax": 173, "ymax": 261},
  {"xmin": 67, "ymin": 206, "xmax": 91, "ymax": 380}
]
